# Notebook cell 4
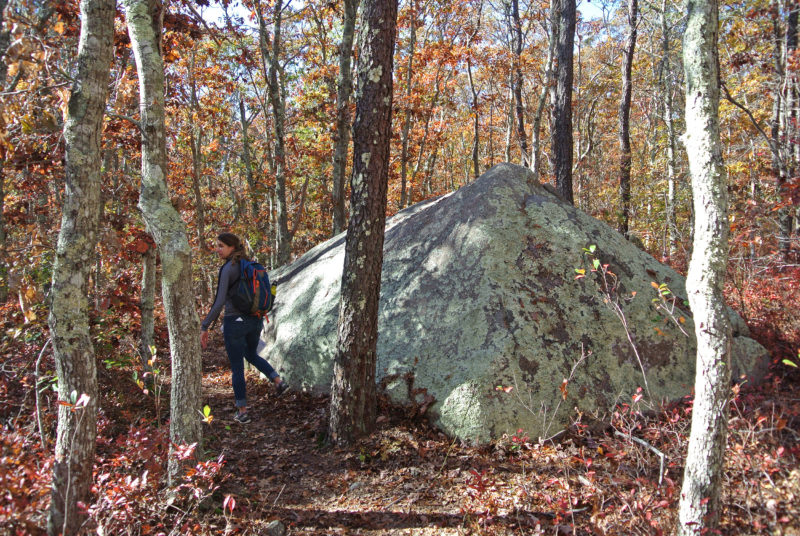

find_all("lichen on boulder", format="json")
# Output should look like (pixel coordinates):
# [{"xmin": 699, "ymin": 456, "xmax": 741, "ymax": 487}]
[{"xmin": 260, "ymin": 163, "xmax": 769, "ymax": 442}]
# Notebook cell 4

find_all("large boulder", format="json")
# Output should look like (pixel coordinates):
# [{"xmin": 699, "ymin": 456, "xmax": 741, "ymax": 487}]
[{"xmin": 260, "ymin": 163, "xmax": 769, "ymax": 442}]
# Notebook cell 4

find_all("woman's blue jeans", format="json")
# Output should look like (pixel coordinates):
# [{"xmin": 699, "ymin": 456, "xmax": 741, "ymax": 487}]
[{"xmin": 223, "ymin": 315, "xmax": 278, "ymax": 407}]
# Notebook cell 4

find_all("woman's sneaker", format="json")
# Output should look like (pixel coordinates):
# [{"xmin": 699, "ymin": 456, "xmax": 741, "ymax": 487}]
[
  {"xmin": 275, "ymin": 382, "xmax": 290, "ymax": 397},
  {"xmin": 234, "ymin": 411, "xmax": 251, "ymax": 424}
]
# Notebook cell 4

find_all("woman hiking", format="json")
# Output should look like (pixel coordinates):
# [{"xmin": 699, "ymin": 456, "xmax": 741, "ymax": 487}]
[{"xmin": 200, "ymin": 232, "xmax": 288, "ymax": 423}]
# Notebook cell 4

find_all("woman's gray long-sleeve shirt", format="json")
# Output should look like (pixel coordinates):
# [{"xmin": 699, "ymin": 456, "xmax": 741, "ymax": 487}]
[{"xmin": 201, "ymin": 260, "xmax": 247, "ymax": 331}]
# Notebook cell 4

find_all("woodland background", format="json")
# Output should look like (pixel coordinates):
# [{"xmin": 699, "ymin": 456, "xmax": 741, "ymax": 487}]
[{"xmin": 1, "ymin": 0, "xmax": 800, "ymax": 534}]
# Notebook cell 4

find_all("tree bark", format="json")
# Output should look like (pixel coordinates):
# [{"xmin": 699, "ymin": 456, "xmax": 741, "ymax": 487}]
[
  {"xmin": 467, "ymin": 56, "xmax": 481, "ymax": 180},
  {"xmin": 779, "ymin": 2, "xmax": 797, "ymax": 259},
  {"xmin": 399, "ymin": 0, "xmax": 418, "ymax": 208},
  {"xmin": 531, "ymin": 9, "xmax": 556, "ymax": 180},
  {"xmin": 0, "ymin": 0, "xmax": 10, "ymax": 302},
  {"xmin": 511, "ymin": 0, "xmax": 529, "ymax": 166},
  {"xmin": 677, "ymin": 0, "xmax": 732, "ymax": 533},
  {"xmin": 238, "ymin": 96, "xmax": 262, "ymax": 252},
  {"xmin": 618, "ymin": 0, "xmax": 638, "ymax": 237},
  {"xmin": 257, "ymin": 0, "xmax": 291, "ymax": 264},
  {"xmin": 329, "ymin": 0, "xmax": 398, "ymax": 447},
  {"xmin": 46, "ymin": 0, "xmax": 115, "ymax": 533},
  {"xmin": 332, "ymin": 0, "xmax": 358, "ymax": 235},
  {"xmin": 188, "ymin": 48, "xmax": 206, "ymax": 261},
  {"xmin": 549, "ymin": 0, "xmax": 576, "ymax": 204},
  {"xmin": 139, "ymin": 242, "xmax": 156, "ymax": 370},
  {"xmin": 661, "ymin": 0, "xmax": 679, "ymax": 258},
  {"xmin": 123, "ymin": 0, "xmax": 203, "ymax": 485}
]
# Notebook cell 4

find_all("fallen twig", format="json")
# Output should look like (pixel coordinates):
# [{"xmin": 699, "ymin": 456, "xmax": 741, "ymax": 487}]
[{"xmin": 614, "ymin": 430, "xmax": 666, "ymax": 486}]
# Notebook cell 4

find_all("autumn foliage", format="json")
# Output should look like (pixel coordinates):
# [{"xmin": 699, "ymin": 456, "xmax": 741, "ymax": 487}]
[{"xmin": 1, "ymin": 0, "xmax": 799, "ymax": 533}]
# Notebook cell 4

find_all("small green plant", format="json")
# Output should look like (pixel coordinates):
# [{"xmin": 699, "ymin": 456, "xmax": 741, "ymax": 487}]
[
  {"xmin": 576, "ymin": 244, "xmax": 651, "ymax": 397},
  {"xmin": 650, "ymin": 281, "xmax": 690, "ymax": 337},
  {"xmin": 200, "ymin": 405, "xmax": 214, "ymax": 424},
  {"xmin": 134, "ymin": 345, "xmax": 165, "ymax": 424}
]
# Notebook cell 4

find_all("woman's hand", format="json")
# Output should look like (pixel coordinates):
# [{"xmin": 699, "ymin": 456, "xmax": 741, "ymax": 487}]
[{"xmin": 200, "ymin": 330, "xmax": 209, "ymax": 349}]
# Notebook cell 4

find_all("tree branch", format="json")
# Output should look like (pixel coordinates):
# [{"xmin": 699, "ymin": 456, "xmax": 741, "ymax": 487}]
[{"xmin": 720, "ymin": 80, "xmax": 785, "ymax": 169}]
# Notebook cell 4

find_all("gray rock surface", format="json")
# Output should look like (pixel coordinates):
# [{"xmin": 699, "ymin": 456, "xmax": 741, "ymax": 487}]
[{"xmin": 260, "ymin": 163, "xmax": 769, "ymax": 442}]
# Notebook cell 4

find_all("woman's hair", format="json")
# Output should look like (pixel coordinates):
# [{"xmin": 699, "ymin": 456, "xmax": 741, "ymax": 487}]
[{"xmin": 217, "ymin": 232, "xmax": 247, "ymax": 263}]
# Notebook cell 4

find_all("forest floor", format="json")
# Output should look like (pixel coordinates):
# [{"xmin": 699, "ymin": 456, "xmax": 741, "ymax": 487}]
[
  {"xmin": 189, "ymin": 333, "xmax": 800, "ymax": 536},
  {"xmin": 2, "ymin": 276, "xmax": 800, "ymax": 535}
]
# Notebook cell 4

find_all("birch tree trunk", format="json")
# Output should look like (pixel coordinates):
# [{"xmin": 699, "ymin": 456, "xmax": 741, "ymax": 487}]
[
  {"xmin": 123, "ymin": 0, "xmax": 203, "ymax": 484},
  {"xmin": 329, "ymin": 0, "xmax": 398, "ymax": 447},
  {"xmin": 332, "ymin": 0, "xmax": 358, "ymax": 235},
  {"xmin": 678, "ymin": 0, "xmax": 732, "ymax": 532},
  {"xmin": 549, "ymin": 0, "xmax": 576, "ymax": 204},
  {"xmin": 46, "ymin": 0, "xmax": 115, "ymax": 533},
  {"xmin": 618, "ymin": 0, "xmax": 638, "ymax": 238}
]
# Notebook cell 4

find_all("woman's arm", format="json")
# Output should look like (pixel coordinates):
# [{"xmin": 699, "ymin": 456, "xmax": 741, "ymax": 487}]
[{"xmin": 201, "ymin": 261, "xmax": 237, "ymax": 331}]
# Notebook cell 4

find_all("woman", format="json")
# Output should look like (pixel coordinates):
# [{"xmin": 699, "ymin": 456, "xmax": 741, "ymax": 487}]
[{"xmin": 200, "ymin": 232, "xmax": 288, "ymax": 423}]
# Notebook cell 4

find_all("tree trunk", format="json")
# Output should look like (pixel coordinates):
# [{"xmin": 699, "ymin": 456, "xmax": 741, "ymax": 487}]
[
  {"xmin": 618, "ymin": 0, "xmax": 638, "ymax": 237},
  {"xmin": 46, "ymin": 0, "xmax": 115, "ymax": 533},
  {"xmin": 0, "ymin": 0, "xmax": 8, "ymax": 84},
  {"xmin": 512, "ymin": 0, "xmax": 529, "ymax": 166},
  {"xmin": 332, "ymin": 0, "xmax": 358, "ymax": 236},
  {"xmin": 238, "ymin": 96, "xmax": 262, "ymax": 253},
  {"xmin": 0, "ymin": 0, "xmax": 10, "ymax": 303},
  {"xmin": 661, "ymin": 0, "xmax": 679, "ymax": 258},
  {"xmin": 329, "ymin": 0, "xmax": 398, "ymax": 447},
  {"xmin": 677, "ymin": 0, "xmax": 732, "ymax": 533},
  {"xmin": 399, "ymin": 0, "xmax": 418, "ymax": 209},
  {"xmin": 549, "ymin": 0, "xmax": 576, "ymax": 203},
  {"xmin": 531, "ymin": 10, "xmax": 556, "ymax": 180},
  {"xmin": 779, "ymin": 3, "xmax": 797, "ymax": 259},
  {"xmin": 139, "ymin": 242, "xmax": 156, "ymax": 369},
  {"xmin": 123, "ymin": 0, "xmax": 203, "ymax": 485},
  {"xmin": 188, "ymin": 48, "xmax": 206, "ymax": 263},
  {"xmin": 257, "ymin": 0, "xmax": 291, "ymax": 264},
  {"xmin": 467, "ymin": 57, "xmax": 481, "ymax": 180},
  {"xmin": 504, "ymin": 82, "xmax": 513, "ymax": 162}
]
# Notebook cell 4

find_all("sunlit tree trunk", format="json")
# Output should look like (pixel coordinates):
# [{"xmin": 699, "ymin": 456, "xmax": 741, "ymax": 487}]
[
  {"xmin": 531, "ymin": 7, "xmax": 555, "ymax": 180},
  {"xmin": 504, "ymin": 82, "xmax": 513, "ymax": 162},
  {"xmin": 332, "ymin": 0, "xmax": 358, "ymax": 235},
  {"xmin": 549, "ymin": 0, "xmax": 575, "ymax": 203},
  {"xmin": 238, "ymin": 96, "xmax": 263, "ymax": 253},
  {"xmin": 618, "ymin": 0, "xmax": 638, "ymax": 238},
  {"xmin": 399, "ymin": 0, "xmax": 418, "ymax": 209},
  {"xmin": 46, "ymin": 0, "xmax": 114, "ymax": 533},
  {"xmin": 257, "ymin": 0, "xmax": 291, "ymax": 264},
  {"xmin": 677, "ymin": 0, "xmax": 732, "ymax": 532},
  {"xmin": 661, "ymin": 0, "xmax": 679, "ymax": 258},
  {"xmin": 123, "ymin": 0, "xmax": 203, "ymax": 484},
  {"xmin": 329, "ymin": 0, "xmax": 398, "ymax": 447},
  {"xmin": 779, "ymin": 2, "xmax": 797, "ymax": 259}
]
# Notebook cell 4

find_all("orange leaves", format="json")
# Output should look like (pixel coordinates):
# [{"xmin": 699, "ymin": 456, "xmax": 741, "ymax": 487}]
[{"xmin": 559, "ymin": 378, "xmax": 569, "ymax": 400}]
